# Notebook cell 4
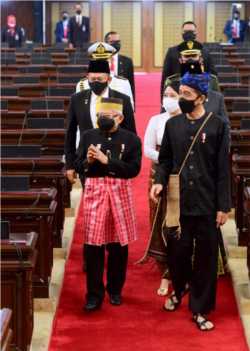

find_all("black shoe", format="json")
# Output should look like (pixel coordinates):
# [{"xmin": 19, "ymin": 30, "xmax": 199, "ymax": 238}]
[
  {"xmin": 110, "ymin": 295, "xmax": 122, "ymax": 306},
  {"xmin": 82, "ymin": 262, "xmax": 87, "ymax": 272},
  {"xmin": 83, "ymin": 302, "xmax": 102, "ymax": 311}
]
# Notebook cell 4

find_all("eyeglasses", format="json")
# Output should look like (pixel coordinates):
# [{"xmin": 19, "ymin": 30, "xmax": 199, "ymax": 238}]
[{"xmin": 96, "ymin": 113, "xmax": 120, "ymax": 119}]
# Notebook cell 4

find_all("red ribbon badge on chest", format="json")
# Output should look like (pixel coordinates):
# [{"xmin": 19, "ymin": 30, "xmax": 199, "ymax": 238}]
[
  {"xmin": 202, "ymin": 133, "xmax": 206, "ymax": 143},
  {"xmin": 121, "ymin": 144, "xmax": 125, "ymax": 152}
]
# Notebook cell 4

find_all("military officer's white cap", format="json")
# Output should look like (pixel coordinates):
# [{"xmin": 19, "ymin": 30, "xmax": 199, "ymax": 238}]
[{"xmin": 88, "ymin": 42, "xmax": 116, "ymax": 59}]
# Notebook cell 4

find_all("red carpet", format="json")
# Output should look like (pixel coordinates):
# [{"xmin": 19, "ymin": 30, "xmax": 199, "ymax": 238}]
[{"xmin": 49, "ymin": 74, "xmax": 248, "ymax": 351}]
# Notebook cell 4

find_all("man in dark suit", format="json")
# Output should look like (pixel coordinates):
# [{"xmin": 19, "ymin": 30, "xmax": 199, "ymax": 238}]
[
  {"xmin": 1, "ymin": 15, "xmax": 23, "ymax": 48},
  {"xmin": 223, "ymin": 10, "xmax": 247, "ymax": 43},
  {"xmin": 160, "ymin": 21, "xmax": 217, "ymax": 100},
  {"xmin": 65, "ymin": 60, "xmax": 136, "ymax": 185},
  {"xmin": 69, "ymin": 3, "xmax": 90, "ymax": 48},
  {"xmin": 54, "ymin": 11, "xmax": 70, "ymax": 43},
  {"xmin": 104, "ymin": 31, "xmax": 135, "ymax": 108}
]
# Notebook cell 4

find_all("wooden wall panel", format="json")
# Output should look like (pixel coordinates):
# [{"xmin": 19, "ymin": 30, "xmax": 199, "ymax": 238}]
[
  {"xmin": 111, "ymin": 2, "xmax": 133, "ymax": 58},
  {"xmin": 1, "ymin": 0, "xmax": 34, "ymax": 41},
  {"xmin": 154, "ymin": 1, "xmax": 193, "ymax": 67},
  {"xmin": 103, "ymin": 1, "xmax": 142, "ymax": 67}
]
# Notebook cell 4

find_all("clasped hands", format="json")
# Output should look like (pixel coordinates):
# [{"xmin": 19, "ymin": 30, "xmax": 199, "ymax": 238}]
[{"xmin": 87, "ymin": 144, "xmax": 108, "ymax": 165}]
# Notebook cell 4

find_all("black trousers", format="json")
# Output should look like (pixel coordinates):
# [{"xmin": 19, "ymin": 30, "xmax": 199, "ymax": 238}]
[
  {"xmin": 85, "ymin": 243, "xmax": 128, "ymax": 304},
  {"xmin": 80, "ymin": 178, "xmax": 88, "ymax": 265},
  {"xmin": 167, "ymin": 215, "xmax": 219, "ymax": 314}
]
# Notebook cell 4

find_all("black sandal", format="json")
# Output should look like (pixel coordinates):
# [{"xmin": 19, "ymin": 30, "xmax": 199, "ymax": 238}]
[
  {"xmin": 163, "ymin": 293, "xmax": 180, "ymax": 312},
  {"xmin": 191, "ymin": 313, "xmax": 214, "ymax": 332}
]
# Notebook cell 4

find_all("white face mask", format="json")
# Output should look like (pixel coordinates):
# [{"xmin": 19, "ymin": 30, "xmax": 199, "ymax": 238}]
[
  {"xmin": 163, "ymin": 98, "xmax": 180, "ymax": 113},
  {"xmin": 8, "ymin": 23, "xmax": 15, "ymax": 28}
]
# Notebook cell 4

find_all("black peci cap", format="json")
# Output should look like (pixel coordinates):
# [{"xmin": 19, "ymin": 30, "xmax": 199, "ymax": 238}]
[{"xmin": 88, "ymin": 60, "xmax": 110, "ymax": 74}]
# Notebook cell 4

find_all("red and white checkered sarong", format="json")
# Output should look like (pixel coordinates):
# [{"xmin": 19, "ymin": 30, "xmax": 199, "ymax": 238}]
[{"xmin": 83, "ymin": 177, "xmax": 138, "ymax": 246}]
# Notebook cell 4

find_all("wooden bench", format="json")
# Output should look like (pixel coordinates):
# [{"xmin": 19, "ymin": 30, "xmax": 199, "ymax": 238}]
[
  {"xmin": 244, "ymin": 187, "xmax": 250, "ymax": 285},
  {"xmin": 1, "ymin": 157, "xmax": 66, "ymax": 247},
  {"xmin": 1, "ymin": 233, "xmax": 38, "ymax": 350},
  {"xmin": 1, "ymin": 130, "xmax": 65, "ymax": 156},
  {"xmin": 232, "ymin": 155, "xmax": 250, "ymax": 246},
  {"xmin": 1, "ymin": 190, "xmax": 57, "ymax": 298},
  {"xmin": 0, "ymin": 309, "xmax": 13, "ymax": 351},
  {"xmin": 0, "ymin": 97, "xmax": 70, "ymax": 110},
  {"xmin": 1, "ymin": 110, "xmax": 68, "ymax": 129}
]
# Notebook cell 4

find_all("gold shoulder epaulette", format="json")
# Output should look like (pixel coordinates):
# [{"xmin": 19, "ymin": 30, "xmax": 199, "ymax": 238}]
[
  {"xmin": 164, "ymin": 74, "xmax": 179, "ymax": 87},
  {"xmin": 211, "ymin": 74, "xmax": 217, "ymax": 78},
  {"xmin": 115, "ymin": 75, "xmax": 127, "ymax": 80},
  {"xmin": 79, "ymin": 77, "xmax": 87, "ymax": 92},
  {"xmin": 167, "ymin": 74, "xmax": 179, "ymax": 79}
]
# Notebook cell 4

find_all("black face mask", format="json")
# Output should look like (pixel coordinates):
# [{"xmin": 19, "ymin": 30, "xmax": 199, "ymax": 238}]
[
  {"xmin": 76, "ymin": 10, "xmax": 81, "ymax": 15},
  {"xmin": 97, "ymin": 116, "xmax": 118, "ymax": 132},
  {"xmin": 111, "ymin": 41, "xmax": 121, "ymax": 53},
  {"xmin": 182, "ymin": 31, "xmax": 196, "ymax": 41},
  {"xmin": 88, "ymin": 81, "xmax": 108, "ymax": 95},
  {"xmin": 180, "ymin": 59, "xmax": 202, "ymax": 77},
  {"xmin": 233, "ymin": 16, "xmax": 239, "ymax": 20},
  {"xmin": 179, "ymin": 97, "xmax": 199, "ymax": 114}
]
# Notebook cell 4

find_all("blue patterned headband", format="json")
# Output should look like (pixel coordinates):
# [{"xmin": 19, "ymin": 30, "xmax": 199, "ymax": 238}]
[{"xmin": 180, "ymin": 72, "xmax": 210, "ymax": 94}]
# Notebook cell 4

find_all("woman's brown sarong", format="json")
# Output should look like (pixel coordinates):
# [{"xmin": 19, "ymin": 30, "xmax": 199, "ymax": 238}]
[{"xmin": 135, "ymin": 157, "xmax": 170, "ymax": 278}]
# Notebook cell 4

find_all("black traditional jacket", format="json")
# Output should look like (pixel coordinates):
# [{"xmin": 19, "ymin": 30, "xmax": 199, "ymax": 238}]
[
  {"xmin": 74, "ymin": 126, "xmax": 142, "ymax": 179},
  {"xmin": 155, "ymin": 111, "xmax": 231, "ymax": 216}
]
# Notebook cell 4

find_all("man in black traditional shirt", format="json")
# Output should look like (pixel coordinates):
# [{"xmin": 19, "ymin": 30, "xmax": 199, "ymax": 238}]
[
  {"xmin": 74, "ymin": 97, "xmax": 142, "ymax": 312},
  {"xmin": 151, "ymin": 72, "xmax": 230, "ymax": 331}
]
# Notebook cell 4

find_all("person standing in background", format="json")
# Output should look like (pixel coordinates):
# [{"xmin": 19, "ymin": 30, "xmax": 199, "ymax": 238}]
[
  {"xmin": 69, "ymin": 2, "xmax": 90, "ymax": 48},
  {"xmin": 54, "ymin": 11, "xmax": 70, "ymax": 43},
  {"xmin": 76, "ymin": 42, "xmax": 134, "ymax": 111},
  {"xmin": 223, "ymin": 10, "xmax": 247, "ymax": 43},
  {"xmin": 1, "ymin": 15, "xmax": 23, "ymax": 48},
  {"xmin": 160, "ymin": 21, "xmax": 217, "ymax": 101},
  {"xmin": 104, "ymin": 31, "xmax": 135, "ymax": 108}
]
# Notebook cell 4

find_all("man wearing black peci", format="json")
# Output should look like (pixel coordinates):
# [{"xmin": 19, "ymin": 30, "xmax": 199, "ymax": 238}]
[
  {"xmin": 160, "ymin": 21, "xmax": 217, "ymax": 101},
  {"xmin": 104, "ymin": 31, "xmax": 135, "ymax": 108},
  {"xmin": 65, "ymin": 60, "xmax": 136, "ymax": 186},
  {"xmin": 69, "ymin": 2, "xmax": 90, "ymax": 48}
]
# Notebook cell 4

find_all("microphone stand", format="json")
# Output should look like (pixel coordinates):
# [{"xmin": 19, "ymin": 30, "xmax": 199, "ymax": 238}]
[
  {"xmin": 47, "ymin": 74, "xmax": 50, "ymax": 100},
  {"xmin": 45, "ymin": 91, "xmax": 49, "ymax": 118},
  {"xmin": 5, "ymin": 63, "xmax": 8, "ymax": 86},
  {"xmin": 19, "ymin": 108, "xmax": 29, "ymax": 145}
]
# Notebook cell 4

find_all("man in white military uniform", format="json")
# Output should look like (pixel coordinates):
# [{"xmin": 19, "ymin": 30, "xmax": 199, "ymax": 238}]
[{"xmin": 76, "ymin": 42, "xmax": 134, "ymax": 110}]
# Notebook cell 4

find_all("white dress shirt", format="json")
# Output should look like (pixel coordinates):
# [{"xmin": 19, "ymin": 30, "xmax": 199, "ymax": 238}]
[
  {"xmin": 76, "ymin": 15, "xmax": 82, "ymax": 26},
  {"xmin": 76, "ymin": 76, "xmax": 134, "ymax": 110},
  {"xmin": 144, "ymin": 112, "xmax": 170, "ymax": 164},
  {"xmin": 112, "ymin": 53, "xmax": 118, "ymax": 76},
  {"xmin": 233, "ymin": 19, "xmax": 240, "ymax": 38}
]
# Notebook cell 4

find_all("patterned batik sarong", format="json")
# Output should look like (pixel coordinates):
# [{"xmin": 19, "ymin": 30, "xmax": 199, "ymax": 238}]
[{"xmin": 83, "ymin": 177, "xmax": 138, "ymax": 246}]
